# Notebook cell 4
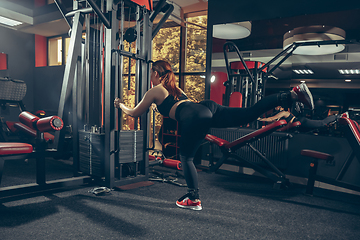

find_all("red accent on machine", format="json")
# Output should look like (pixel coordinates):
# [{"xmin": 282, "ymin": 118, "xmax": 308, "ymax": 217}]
[
  {"xmin": 19, "ymin": 112, "xmax": 63, "ymax": 132},
  {"xmin": 230, "ymin": 61, "xmax": 267, "ymax": 72}
]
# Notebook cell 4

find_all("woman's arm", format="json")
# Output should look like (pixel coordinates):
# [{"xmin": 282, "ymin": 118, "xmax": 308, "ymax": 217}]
[
  {"xmin": 258, "ymin": 111, "xmax": 291, "ymax": 122},
  {"xmin": 114, "ymin": 89, "xmax": 157, "ymax": 118}
]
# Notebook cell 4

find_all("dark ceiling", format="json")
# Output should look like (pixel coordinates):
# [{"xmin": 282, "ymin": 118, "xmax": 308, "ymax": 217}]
[
  {"xmin": 232, "ymin": 9, "xmax": 360, "ymax": 52},
  {"xmin": 211, "ymin": 8, "xmax": 360, "ymax": 83}
]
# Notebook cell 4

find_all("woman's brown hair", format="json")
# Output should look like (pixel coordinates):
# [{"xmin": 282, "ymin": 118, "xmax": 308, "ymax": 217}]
[{"xmin": 152, "ymin": 60, "xmax": 181, "ymax": 99}]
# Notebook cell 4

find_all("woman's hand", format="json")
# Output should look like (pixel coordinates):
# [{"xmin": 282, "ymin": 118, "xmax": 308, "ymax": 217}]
[
  {"xmin": 114, "ymin": 98, "xmax": 123, "ymax": 108},
  {"xmin": 257, "ymin": 117, "xmax": 279, "ymax": 122}
]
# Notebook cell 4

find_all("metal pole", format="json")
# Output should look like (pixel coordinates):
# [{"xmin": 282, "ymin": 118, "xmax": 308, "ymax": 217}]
[
  {"xmin": 152, "ymin": 4, "xmax": 174, "ymax": 39},
  {"xmin": 87, "ymin": 0, "xmax": 111, "ymax": 28},
  {"xmin": 104, "ymin": 0, "xmax": 117, "ymax": 188},
  {"xmin": 139, "ymin": 7, "xmax": 151, "ymax": 176},
  {"xmin": 55, "ymin": 11, "xmax": 85, "ymax": 151},
  {"xmin": 118, "ymin": 0, "xmax": 124, "ymax": 131},
  {"xmin": 134, "ymin": 5, "xmax": 141, "ymax": 130}
]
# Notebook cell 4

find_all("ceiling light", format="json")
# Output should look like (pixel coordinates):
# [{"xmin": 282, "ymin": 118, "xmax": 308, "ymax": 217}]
[
  {"xmin": 300, "ymin": 80, "xmax": 306, "ymax": 83},
  {"xmin": 213, "ymin": 21, "xmax": 251, "ymax": 40},
  {"xmin": 0, "ymin": 16, "xmax": 22, "ymax": 27},
  {"xmin": 293, "ymin": 69, "xmax": 314, "ymax": 75},
  {"xmin": 338, "ymin": 69, "xmax": 360, "ymax": 74},
  {"xmin": 345, "ymin": 79, "xmax": 351, "ymax": 82},
  {"xmin": 283, "ymin": 25, "xmax": 345, "ymax": 55}
]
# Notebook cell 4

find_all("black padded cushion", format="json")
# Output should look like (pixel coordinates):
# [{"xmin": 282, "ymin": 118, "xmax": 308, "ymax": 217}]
[{"xmin": 0, "ymin": 77, "xmax": 27, "ymax": 101}]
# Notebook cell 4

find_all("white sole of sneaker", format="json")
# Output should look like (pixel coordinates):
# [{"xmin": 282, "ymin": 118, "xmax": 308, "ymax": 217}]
[
  {"xmin": 300, "ymin": 84, "xmax": 314, "ymax": 110},
  {"xmin": 176, "ymin": 202, "xmax": 202, "ymax": 211}
]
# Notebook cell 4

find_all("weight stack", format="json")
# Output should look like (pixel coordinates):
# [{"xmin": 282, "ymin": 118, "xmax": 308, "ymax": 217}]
[
  {"xmin": 79, "ymin": 130, "xmax": 105, "ymax": 177},
  {"xmin": 119, "ymin": 130, "xmax": 143, "ymax": 163}
]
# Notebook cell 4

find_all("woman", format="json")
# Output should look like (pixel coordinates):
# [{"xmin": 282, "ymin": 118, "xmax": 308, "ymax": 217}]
[{"xmin": 114, "ymin": 60, "xmax": 314, "ymax": 211}]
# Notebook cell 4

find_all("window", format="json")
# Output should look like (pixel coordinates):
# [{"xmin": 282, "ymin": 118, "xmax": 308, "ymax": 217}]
[
  {"xmin": 152, "ymin": 26, "xmax": 181, "ymax": 72},
  {"xmin": 121, "ymin": 42, "xmax": 138, "ymax": 130},
  {"xmin": 183, "ymin": 15, "xmax": 207, "ymax": 101},
  {"xmin": 185, "ymin": 15, "xmax": 207, "ymax": 72},
  {"xmin": 48, "ymin": 33, "xmax": 86, "ymax": 66},
  {"xmin": 48, "ymin": 37, "xmax": 62, "ymax": 66},
  {"xmin": 64, "ymin": 37, "xmax": 70, "ymax": 64},
  {"xmin": 184, "ymin": 75, "xmax": 205, "ymax": 102}
]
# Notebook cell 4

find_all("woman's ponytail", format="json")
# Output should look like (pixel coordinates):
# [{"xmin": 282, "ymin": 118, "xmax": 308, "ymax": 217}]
[{"xmin": 152, "ymin": 60, "xmax": 181, "ymax": 99}]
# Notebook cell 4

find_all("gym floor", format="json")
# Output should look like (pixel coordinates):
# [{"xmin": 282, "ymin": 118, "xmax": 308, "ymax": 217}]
[{"xmin": 1, "ymin": 158, "xmax": 360, "ymax": 240}]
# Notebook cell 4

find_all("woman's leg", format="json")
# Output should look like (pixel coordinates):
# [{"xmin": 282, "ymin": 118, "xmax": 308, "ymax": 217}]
[
  {"xmin": 175, "ymin": 102, "xmax": 213, "ymax": 201},
  {"xmin": 200, "ymin": 92, "xmax": 292, "ymax": 128},
  {"xmin": 298, "ymin": 115, "xmax": 338, "ymax": 129},
  {"xmin": 200, "ymin": 83, "xmax": 314, "ymax": 129}
]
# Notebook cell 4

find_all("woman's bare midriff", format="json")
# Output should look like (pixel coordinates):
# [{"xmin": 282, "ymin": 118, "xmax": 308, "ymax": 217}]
[{"xmin": 169, "ymin": 99, "xmax": 191, "ymax": 120}]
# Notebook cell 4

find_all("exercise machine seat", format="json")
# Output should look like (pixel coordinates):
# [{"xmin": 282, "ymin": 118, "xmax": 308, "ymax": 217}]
[
  {"xmin": 301, "ymin": 149, "xmax": 334, "ymax": 161},
  {"xmin": 206, "ymin": 120, "xmax": 287, "ymax": 149},
  {"xmin": 205, "ymin": 134, "xmax": 230, "ymax": 147},
  {"xmin": 227, "ymin": 119, "xmax": 287, "ymax": 149},
  {"xmin": 0, "ymin": 142, "xmax": 33, "ymax": 155}
]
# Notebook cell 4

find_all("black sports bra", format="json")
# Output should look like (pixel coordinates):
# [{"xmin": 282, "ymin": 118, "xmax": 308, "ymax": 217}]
[{"xmin": 157, "ymin": 93, "xmax": 189, "ymax": 117}]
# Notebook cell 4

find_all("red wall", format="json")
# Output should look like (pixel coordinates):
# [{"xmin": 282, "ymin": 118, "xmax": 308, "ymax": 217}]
[
  {"xmin": 210, "ymin": 71, "xmax": 227, "ymax": 105},
  {"xmin": 35, "ymin": 35, "xmax": 47, "ymax": 67},
  {"xmin": 0, "ymin": 52, "xmax": 7, "ymax": 70}
]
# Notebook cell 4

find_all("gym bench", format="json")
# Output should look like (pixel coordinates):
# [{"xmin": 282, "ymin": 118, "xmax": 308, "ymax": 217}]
[
  {"xmin": 0, "ymin": 142, "xmax": 33, "ymax": 186},
  {"xmin": 0, "ymin": 111, "xmax": 63, "ymax": 185},
  {"xmin": 301, "ymin": 116, "xmax": 360, "ymax": 195},
  {"xmin": 205, "ymin": 120, "xmax": 291, "ymax": 188},
  {"xmin": 0, "ymin": 111, "xmax": 89, "ymax": 198},
  {"xmin": 300, "ymin": 149, "xmax": 334, "ymax": 195}
]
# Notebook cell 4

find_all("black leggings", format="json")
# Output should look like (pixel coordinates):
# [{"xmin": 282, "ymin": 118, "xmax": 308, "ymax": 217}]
[
  {"xmin": 175, "ymin": 93, "xmax": 287, "ymax": 193},
  {"xmin": 297, "ymin": 115, "xmax": 338, "ymax": 131}
]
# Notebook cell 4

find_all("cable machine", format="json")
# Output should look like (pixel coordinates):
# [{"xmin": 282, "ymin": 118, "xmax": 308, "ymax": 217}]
[
  {"xmin": 222, "ymin": 42, "xmax": 267, "ymax": 108},
  {"xmin": 54, "ymin": 0, "xmax": 173, "ymax": 188}
]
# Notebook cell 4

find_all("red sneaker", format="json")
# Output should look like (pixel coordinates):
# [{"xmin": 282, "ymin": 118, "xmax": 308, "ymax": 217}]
[
  {"xmin": 341, "ymin": 112, "xmax": 349, "ymax": 118},
  {"xmin": 176, "ymin": 197, "xmax": 202, "ymax": 210},
  {"xmin": 293, "ymin": 83, "xmax": 314, "ymax": 110}
]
